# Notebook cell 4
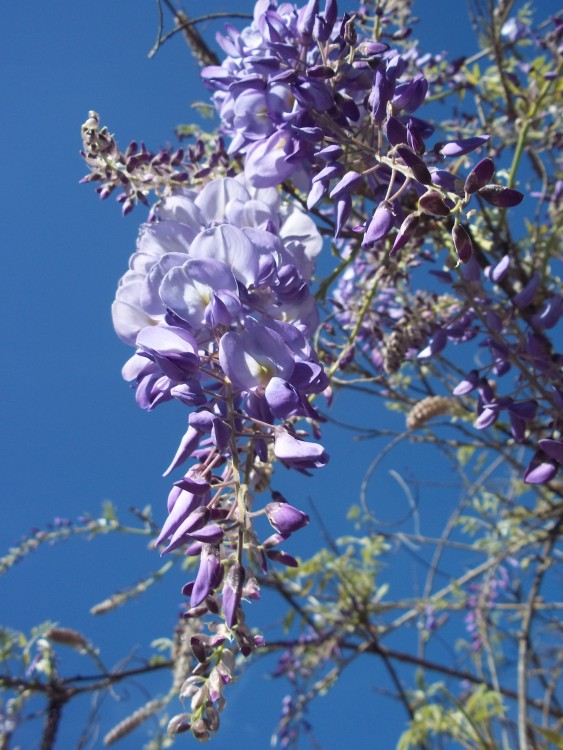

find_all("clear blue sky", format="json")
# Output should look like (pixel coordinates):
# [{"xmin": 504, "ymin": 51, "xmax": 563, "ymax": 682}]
[{"xmin": 2, "ymin": 1, "xmax": 559, "ymax": 748}]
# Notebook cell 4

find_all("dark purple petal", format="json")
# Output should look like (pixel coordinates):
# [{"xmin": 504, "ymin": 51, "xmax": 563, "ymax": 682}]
[
  {"xmin": 370, "ymin": 67, "xmax": 392, "ymax": 122},
  {"xmin": 189, "ymin": 524, "xmax": 224, "ymax": 544},
  {"xmin": 418, "ymin": 191, "xmax": 451, "ymax": 217},
  {"xmin": 508, "ymin": 401, "xmax": 537, "ymax": 420},
  {"xmin": 538, "ymin": 439, "xmax": 563, "ymax": 464},
  {"xmin": 531, "ymin": 294, "xmax": 563, "ymax": 329},
  {"xmin": 390, "ymin": 213, "xmax": 420, "ymax": 255},
  {"xmin": 452, "ymin": 224, "xmax": 473, "ymax": 263},
  {"xmin": 396, "ymin": 146, "xmax": 432, "ymax": 184},
  {"xmin": 464, "ymin": 158, "xmax": 495, "ymax": 194},
  {"xmin": 386, "ymin": 116, "xmax": 407, "ymax": 147},
  {"xmin": 509, "ymin": 412, "xmax": 526, "ymax": 443},
  {"xmin": 417, "ymin": 329, "xmax": 447, "ymax": 358},
  {"xmin": 406, "ymin": 120, "xmax": 426, "ymax": 154},
  {"xmin": 392, "ymin": 75, "xmax": 428, "ymax": 112},
  {"xmin": 513, "ymin": 273, "xmax": 540, "ymax": 308},
  {"xmin": 478, "ymin": 185, "xmax": 524, "ymax": 207},
  {"xmin": 265, "ymin": 549, "xmax": 299, "ymax": 567}
]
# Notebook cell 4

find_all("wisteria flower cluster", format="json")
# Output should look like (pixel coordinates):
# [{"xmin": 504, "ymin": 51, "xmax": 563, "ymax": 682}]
[
  {"xmin": 108, "ymin": 172, "xmax": 332, "ymax": 734},
  {"xmin": 113, "ymin": 173, "xmax": 327, "ymax": 621},
  {"xmin": 73, "ymin": 0, "xmax": 562, "ymax": 745}
]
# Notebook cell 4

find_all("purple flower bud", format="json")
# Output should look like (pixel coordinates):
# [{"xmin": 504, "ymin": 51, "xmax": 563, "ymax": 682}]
[
  {"xmin": 524, "ymin": 452, "xmax": 558, "ymax": 485},
  {"xmin": 316, "ymin": 144, "xmax": 342, "ymax": 160},
  {"xmin": 313, "ymin": 163, "xmax": 343, "ymax": 182},
  {"xmin": 452, "ymin": 224, "xmax": 473, "ymax": 263},
  {"xmin": 223, "ymin": 564, "xmax": 245, "ymax": 628},
  {"xmin": 163, "ymin": 426, "xmax": 202, "ymax": 477},
  {"xmin": 513, "ymin": 273, "xmax": 540, "ymax": 308},
  {"xmin": 531, "ymin": 294, "xmax": 563, "ymax": 329},
  {"xmin": 265, "ymin": 502, "xmax": 310, "ymax": 535},
  {"xmin": 490, "ymin": 255, "xmax": 510, "ymax": 283},
  {"xmin": 453, "ymin": 370, "xmax": 479, "ymax": 396},
  {"xmin": 406, "ymin": 120, "xmax": 426, "ymax": 155},
  {"xmin": 396, "ymin": 146, "xmax": 432, "ymax": 185},
  {"xmin": 393, "ymin": 75, "xmax": 428, "ymax": 113},
  {"xmin": 417, "ymin": 329, "xmax": 447, "ymax": 359},
  {"xmin": 323, "ymin": 0, "xmax": 337, "ymax": 26},
  {"xmin": 335, "ymin": 195, "xmax": 352, "ymax": 238},
  {"xmin": 191, "ymin": 544, "xmax": 223, "ymax": 608},
  {"xmin": 418, "ymin": 191, "xmax": 451, "ymax": 217},
  {"xmin": 330, "ymin": 171, "xmax": 362, "ymax": 199},
  {"xmin": 370, "ymin": 67, "xmax": 392, "ymax": 122},
  {"xmin": 363, "ymin": 201, "xmax": 395, "ymax": 246},
  {"xmin": 342, "ymin": 14, "xmax": 357, "ymax": 46},
  {"xmin": 191, "ymin": 636, "xmax": 209, "ymax": 664},
  {"xmin": 266, "ymin": 549, "xmax": 299, "ymax": 567},
  {"xmin": 474, "ymin": 407, "xmax": 498, "ymax": 430},
  {"xmin": 538, "ymin": 439, "xmax": 563, "ymax": 464},
  {"xmin": 464, "ymin": 158, "xmax": 495, "ymax": 194},
  {"xmin": 431, "ymin": 170, "xmax": 464, "ymax": 195},
  {"xmin": 307, "ymin": 65, "xmax": 335, "ymax": 79},
  {"xmin": 509, "ymin": 412, "xmax": 526, "ymax": 443},
  {"xmin": 307, "ymin": 179, "xmax": 328, "ymax": 209},
  {"xmin": 439, "ymin": 135, "xmax": 490, "ymax": 157},
  {"xmin": 390, "ymin": 213, "xmax": 420, "ymax": 255},
  {"xmin": 386, "ymin": 116, "xmax": 407, "ymax": 147},
  {"xmin": 478, "ymin": 185, "xmax": 524, "ymax": 207},
  {"xmin": 298, "ymin": 0, "xmax": 320, "ymax": 38},
  {"xmin": 262, "ymin": 533, "xmax": 287, "ymax": 549}
]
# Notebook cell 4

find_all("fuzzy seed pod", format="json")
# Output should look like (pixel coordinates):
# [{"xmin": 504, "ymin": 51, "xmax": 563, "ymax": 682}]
[
  {"xmin": 45, "ymin": 627, "xmax": 88, "ymax": 649},
  {"xmin": 103, "ymin": 699, "xmax": 164, "ymax": 746},
  {"xmin": 406, "ymin": 396, "xmax": 457, "ymax": 430}
]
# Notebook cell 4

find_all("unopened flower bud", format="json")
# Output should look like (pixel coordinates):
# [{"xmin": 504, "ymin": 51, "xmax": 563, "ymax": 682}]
[
  {"xmin": 418, "ymin": 190, "xmax": 451, "ymax": 216},
  {"xmin": 167, "ymin": 713, "xmax": 191, "ymax": 736},
  {"xmin": 464, "ymin": 157, "xmax": 495, "ymax": 194},
  {"xmin": 363, "ymin": 201, "xmax": 395, "ymax": 245},
  {"xmin": 396, "ymin": 146, "xmax": 432, "ymax": 184},
  {"xmin": 478, "ymin": 184, "xmax": 524, "ymax": 207},
  {"xmin": 452, "ymin": 223, "xmax": 473, "ymax": 263},
  {"xmin": 391, "ymin": 213, "xmax": 420, "ymax": 255}
]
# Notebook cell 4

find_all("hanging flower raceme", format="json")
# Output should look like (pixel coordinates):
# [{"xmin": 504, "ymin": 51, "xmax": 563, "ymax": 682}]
[{"xmin": 112, "ymin": 174, "xmax": 328, "ymax": 639}]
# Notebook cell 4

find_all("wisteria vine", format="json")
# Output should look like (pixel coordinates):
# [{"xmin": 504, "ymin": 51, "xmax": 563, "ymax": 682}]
[{"xmin": 1, "ymin": 1, "xmax": 560, "ymax": 748}]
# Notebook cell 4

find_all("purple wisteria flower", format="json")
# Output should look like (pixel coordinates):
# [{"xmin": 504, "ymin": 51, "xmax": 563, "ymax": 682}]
[
  {"xmin": 201, "ymin": 1, "xmax": 430, "ymax": 189},
  {"xmin": 112, "ymin": 173, "xmax": 330, "ymax": 632},
  {"xmin": 265, "ymin": 500, "xmax": 310, "ymax": 535}
]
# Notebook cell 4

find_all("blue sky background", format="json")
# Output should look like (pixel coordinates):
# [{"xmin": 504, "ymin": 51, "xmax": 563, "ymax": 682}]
[{"xmin": 2, "ymin": 1, "xmax": 560, "ymax": 748}]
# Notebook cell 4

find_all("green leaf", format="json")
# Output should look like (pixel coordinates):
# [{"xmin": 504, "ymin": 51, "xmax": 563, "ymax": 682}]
[{"xmin": 532, "ymin": 726, "xmax": 563, "ymax": 749}]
